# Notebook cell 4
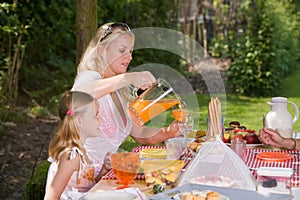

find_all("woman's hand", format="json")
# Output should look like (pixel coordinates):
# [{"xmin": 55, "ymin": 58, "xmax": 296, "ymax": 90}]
[
  {"xmin": 259, "ymin": 128, "xmax": 297, "ymax": 150},
  {"xmin": 259, "ymin": 128, "xmax": 284, "ymax": 148},
  {"xmin": 125, "ymin": 71, "xmax": 156, "ymax": 90},
  {"xmin": 165, "ymin": 120, "xmax": 181, "ymax": 138},
  {"xmin": 103, "ymin": 151, "xmax": 112, "ymax": 171}
]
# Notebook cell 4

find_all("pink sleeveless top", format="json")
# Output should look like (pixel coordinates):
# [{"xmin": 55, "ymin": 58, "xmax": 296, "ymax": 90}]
[{"xmin": 72, "ymin": 71, "xmax": 133, "ymax": 175}]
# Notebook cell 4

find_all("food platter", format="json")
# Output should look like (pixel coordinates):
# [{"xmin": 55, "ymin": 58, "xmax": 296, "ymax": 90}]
[
  {"xmin": 149, "ymin": 183, "xmax": 293, "ymax": 200},
  {"xmin": 225, "ymin": 142, "xmax": 263, "ymax": 148},
  {"xmin": 256, "ymin": 152, "xmax": 292, "ymax": 162},
  {"xmin": 172, "ymin": 189, "xmax": 229, "ymax": 200}
]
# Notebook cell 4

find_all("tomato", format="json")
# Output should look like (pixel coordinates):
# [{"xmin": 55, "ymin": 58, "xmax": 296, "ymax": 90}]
[{"xmin": 233, "ymin": 134, "xmax": 244, "ymax": 141}]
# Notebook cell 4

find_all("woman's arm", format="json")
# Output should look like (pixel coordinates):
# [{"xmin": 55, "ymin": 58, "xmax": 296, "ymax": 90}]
[
  {"xmin": 74, "ymin": 71, "xmax": 156, "ymax": 99},
  {"xmin": 130, "ymin": 120, "xmax": 181, "ymax": 145},
  {"xmin": 44, "ymin": 152, "xmax": 79, "ymax": 200},
  {"xmin": 279, "ymin": 138, "xmax": 298, "ymax": 150}
]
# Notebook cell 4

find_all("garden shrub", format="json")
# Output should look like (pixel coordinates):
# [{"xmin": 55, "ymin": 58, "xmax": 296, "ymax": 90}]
[
  {"xmin": 24, "ymin": 160, "xmax": 50, "ymax": 200},
  {"xmin": 210, "ymin": 0, "xmax": 300, "ymax": 97},
  {"xmin": 226, "ymin": 0, "xmax": 300, "ymax": 97}
]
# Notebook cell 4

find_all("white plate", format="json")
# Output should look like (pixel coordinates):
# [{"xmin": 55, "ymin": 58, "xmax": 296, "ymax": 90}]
[
  {"xmin": 84, "ymin": 191, "xmax": 138, "ymax": 200},
  {"xmin": 225, "ymin": 143, "xmax": 263, "ymax": 148},
  {"xmin": 164, "ymin": 137, "xmax": 195, "ymax": 144}
]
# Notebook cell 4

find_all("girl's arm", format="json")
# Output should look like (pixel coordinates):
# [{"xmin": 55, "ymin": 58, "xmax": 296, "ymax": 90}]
[
  {"xmin": 74, "ymin": 71, "xmax": 156, "ymax": 99},
  {"xmin": 44, "ymin": 152, "xmax": 79, "ymax": 200},
  {"xmin": 95, "ymin": 152, "xmax": 112, "ymax": 182}
]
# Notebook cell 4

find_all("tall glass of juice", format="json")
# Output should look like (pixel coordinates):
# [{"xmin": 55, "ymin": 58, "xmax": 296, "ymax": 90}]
[{"xmin": 111, "ymin": 152, "xmax": 140, "ymax": 189}]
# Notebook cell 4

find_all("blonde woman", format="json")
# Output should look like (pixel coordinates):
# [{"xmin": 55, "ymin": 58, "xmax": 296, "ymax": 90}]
[
  {"xmin": 44, "ymin": 91, "xmax": 110, "ymax": 200},
  {"xmin": 72, "ymin": 22, "xmax": 180, "ymax": 177}
]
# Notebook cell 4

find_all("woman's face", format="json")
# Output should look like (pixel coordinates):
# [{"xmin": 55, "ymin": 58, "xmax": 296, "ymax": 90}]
[{"xmin": 103, "ymin": 34, "xmax": 134, "ymax": 77}]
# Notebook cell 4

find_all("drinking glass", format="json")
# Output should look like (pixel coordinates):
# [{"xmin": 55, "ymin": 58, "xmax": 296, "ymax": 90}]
[
  {"xmin": 172, "ymin": 101, "xmax": 188, "ymax": 122},
  {"xmin": 231, "ymin": 139, "xmax": 247, "ymax": 161},
  {"xmin": 111, "ymin": 152, "xmax": 140, "ymax": 189},
  {"xmin": 177, "ymin": 114, "xmax": 194, "ymax": 160}
]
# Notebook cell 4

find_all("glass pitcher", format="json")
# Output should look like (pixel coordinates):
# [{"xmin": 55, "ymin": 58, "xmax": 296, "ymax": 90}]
[{"xmin": 128, "ymin": 78, "xmax": 181, "ymax": 126}]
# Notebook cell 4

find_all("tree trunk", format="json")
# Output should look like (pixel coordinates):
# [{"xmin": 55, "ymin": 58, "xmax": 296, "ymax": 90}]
[
  {"xmin": 7, "ymin": 34, "xmax": 25, "ymax": 113},
  {"xmin": 76, "ymin": 0, "xmax": 98, "ymax": 65}
]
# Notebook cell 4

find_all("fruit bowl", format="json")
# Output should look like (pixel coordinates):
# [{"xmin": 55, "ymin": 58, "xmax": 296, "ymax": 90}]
[{"xmin": 223, "ymin": 128, "xmax": 262, "ymax": 147}]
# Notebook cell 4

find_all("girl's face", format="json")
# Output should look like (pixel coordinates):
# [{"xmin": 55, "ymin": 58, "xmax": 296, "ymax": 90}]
[
  {"xmin": 103, "ymin": 34, "xmax": 134, "ymax": 77},
  {"xmin": 78, "ymin": 101, "xmax": 100, "ymax": 139}
]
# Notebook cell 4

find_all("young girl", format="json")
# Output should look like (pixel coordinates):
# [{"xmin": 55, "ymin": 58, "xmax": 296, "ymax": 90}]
[{"xmin": 44, "ymin": 91, "xmax": 110, "ymax": 200}]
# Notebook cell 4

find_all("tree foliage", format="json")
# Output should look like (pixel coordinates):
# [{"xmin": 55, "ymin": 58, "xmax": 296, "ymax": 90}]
[
  {"xmin": 211, "ymin": 0, "xmax": 300, "ymax": 96},
  {"xmin": 1, "ymin": 0, "xmax": 76, "ymax": 117},
  {"xmin": 0, "ymin": 2, "xmax": 29, "ymax": 113}
]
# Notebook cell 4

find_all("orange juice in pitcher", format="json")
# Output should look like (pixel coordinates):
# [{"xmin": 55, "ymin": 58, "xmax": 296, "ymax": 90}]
[
  {"xmin": 128, "ymin": 78, "xmax": 181, "ymax": 126},
  {"xmin": 129, "ymin": 99, "xmax": 179, "ymax": 126}
]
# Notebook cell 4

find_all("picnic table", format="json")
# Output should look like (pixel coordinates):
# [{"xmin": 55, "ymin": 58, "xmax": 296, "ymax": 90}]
[{"xmin": 89, "ymin": 145, "xmax": 300, "ymax": 199}]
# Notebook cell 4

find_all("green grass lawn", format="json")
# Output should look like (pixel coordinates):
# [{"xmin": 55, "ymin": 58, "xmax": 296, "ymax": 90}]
[{"xmin": 196, "ymin": 94, "xmax": 300, "ymax": 132}]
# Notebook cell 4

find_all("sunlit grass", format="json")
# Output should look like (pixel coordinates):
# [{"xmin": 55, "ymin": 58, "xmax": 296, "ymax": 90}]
[{"xmin": 197, "ymin": 94, "xmax": 300, "ymax": 132}]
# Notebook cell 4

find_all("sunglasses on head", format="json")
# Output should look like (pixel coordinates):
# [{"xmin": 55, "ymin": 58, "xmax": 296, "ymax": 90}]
[{"xmin": 99, "ymin": 22, "xmax": 131, "ymax": 42}]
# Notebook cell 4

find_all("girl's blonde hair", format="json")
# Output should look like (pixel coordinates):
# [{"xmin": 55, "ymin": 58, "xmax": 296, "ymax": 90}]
[
  {"xmin": 77, "ymin": 22, "xmax": 134, "ymax": 77},
  {"xmin": 49, "ymin": 91, "xmax": 95, "ymax": 161}
]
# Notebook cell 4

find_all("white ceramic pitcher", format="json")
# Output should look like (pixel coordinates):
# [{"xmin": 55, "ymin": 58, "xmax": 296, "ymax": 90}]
[{"xmin": 264, "ymin": 97, "xmax": 299, "ymax": 130}]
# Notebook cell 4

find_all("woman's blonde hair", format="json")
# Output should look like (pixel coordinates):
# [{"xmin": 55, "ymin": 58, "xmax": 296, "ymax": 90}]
[
  {"xmin": 48, "ymin": 91, "xmax": 95, "ymax": 161},
  {"xmin": 77, "ymin": 22, "xmax": 134, "ymax": 77}
]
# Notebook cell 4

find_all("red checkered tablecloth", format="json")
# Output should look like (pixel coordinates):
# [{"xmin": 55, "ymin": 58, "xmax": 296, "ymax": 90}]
[
  {"xmin": 244, "ymin": 148, "xmax": 300, "ymax": 187},
  {"xmin": 102, "ymin": 146, "xmax": 193, "ymax": 180}
]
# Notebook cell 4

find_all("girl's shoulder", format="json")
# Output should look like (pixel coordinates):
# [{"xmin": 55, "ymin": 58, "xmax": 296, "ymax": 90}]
[{"xmin": 59, "ymin": 147, "xmax": 83, "ymax": 162}]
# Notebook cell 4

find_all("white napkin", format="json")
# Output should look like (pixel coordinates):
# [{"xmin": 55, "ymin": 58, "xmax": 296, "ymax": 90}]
[
  {"xmin": 119, "ymin": 187, "xmax": 148, "ymax": 200},
  {"xmin": 67, "ymin": 188, "xmax": 87, "ymax": 200},
  {"xmin": 82, "ymin": 187, "xmax": 148, "ymax": 200}
]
